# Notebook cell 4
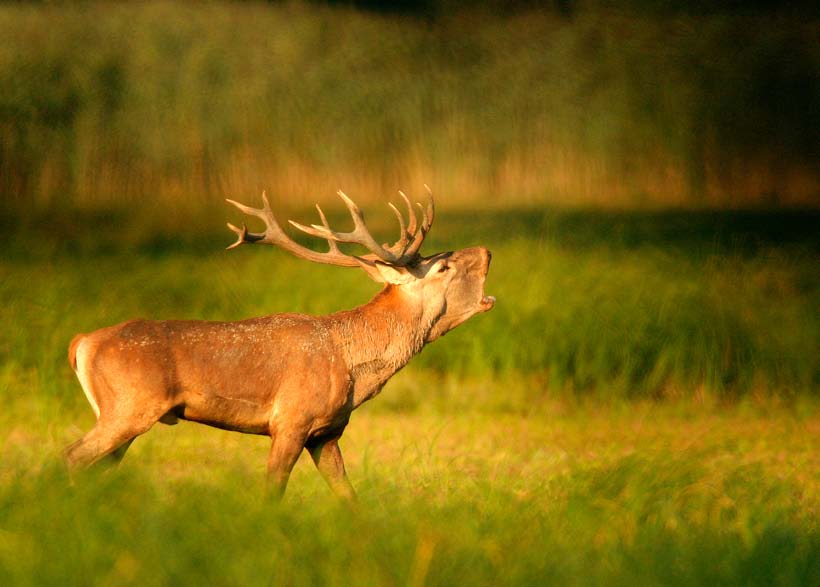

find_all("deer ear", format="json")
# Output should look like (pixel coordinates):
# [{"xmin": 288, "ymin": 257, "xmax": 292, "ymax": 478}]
[{"xmin": 355, "ymin": 258, "xmax": 416, "ymax": 285}]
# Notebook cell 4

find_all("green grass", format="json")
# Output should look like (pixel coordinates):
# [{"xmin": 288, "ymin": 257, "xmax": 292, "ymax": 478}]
[
  {"xmin": 1, "ymin": 206, "xmax": 818, "ymax": 584},
  {"xmin": 0, "ymin": 406, "xmax": 817, "ymax": 586},
  {"xmin": 1, "ymin": 1, "xmax": 817, "ymax": 210}
]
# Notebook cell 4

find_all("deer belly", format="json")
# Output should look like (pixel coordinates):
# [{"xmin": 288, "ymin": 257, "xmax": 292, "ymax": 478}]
[{"xmin": 179, "ymin": 391, "xmax": 272, "ymax": 435}]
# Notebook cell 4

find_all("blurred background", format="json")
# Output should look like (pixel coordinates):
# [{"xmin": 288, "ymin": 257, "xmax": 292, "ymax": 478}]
[
  {"xmin": 1, "ymin": 3, "xmax": 818, "ymax": 585},
  {"xmin": 1, "ymin": 0, "xmax": 818, "ymax": 217}
]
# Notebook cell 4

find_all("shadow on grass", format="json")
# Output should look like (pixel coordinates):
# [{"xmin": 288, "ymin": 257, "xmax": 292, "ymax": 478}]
[
  {"xmin": 444, "ymin": 208, "xmax": 820, "ymax": 257},
  {"xmin": 3, "ymin": 207, "xmax": 818, "ymax": 261}
]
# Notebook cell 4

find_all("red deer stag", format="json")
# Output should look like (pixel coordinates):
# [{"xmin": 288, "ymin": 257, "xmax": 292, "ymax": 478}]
[{"xmin": 65, "ymin": 189, "xmax": 494, "ymax": 498}]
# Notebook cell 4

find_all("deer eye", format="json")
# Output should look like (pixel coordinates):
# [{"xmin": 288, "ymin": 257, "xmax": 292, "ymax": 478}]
[{"xmin": 438, "ymin": 263, "xmax": 449, "ymax": 273}]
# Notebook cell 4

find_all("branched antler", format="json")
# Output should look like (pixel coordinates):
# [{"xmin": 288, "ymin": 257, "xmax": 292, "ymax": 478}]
[{"xmin": 226, "ymin": 187, "xmax": 434, "ymax": 267}]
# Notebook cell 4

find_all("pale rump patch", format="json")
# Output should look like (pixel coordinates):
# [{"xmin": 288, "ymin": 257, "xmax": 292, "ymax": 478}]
[{"xmin": 73, "ymin": 339, "xmax": 100, "ymax": 419}]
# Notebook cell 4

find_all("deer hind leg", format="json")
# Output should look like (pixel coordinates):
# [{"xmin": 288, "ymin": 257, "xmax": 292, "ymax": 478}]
[
  {"xmin": 64, "ymin": 405, "xmax": 168, "ymax": 471},
  {"xmin": 67, "ymin": 341, "xmax": 173, "ymax": 471},
  {"xmin": 65, "ymin": 386, "xmax": 169, "ymax": 472},
  {"xmin": 307, "ymin": 436, "xmax": 357, "ymax": 501},
  {"xmin": 64, "ymin": 420, "xmax": 139, "ymax": 471}
]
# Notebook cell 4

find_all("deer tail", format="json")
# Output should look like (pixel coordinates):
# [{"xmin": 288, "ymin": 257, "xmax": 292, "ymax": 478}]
[{"xmin": 68, "ymin": 333, "xmax": 86, "ymax": 372}]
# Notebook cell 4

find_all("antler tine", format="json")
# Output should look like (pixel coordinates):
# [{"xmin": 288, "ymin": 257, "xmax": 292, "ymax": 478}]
[
  {"xmin": 225, "ymin": 192, "xmax": 281, "ymax": 249},
  {"xmin": 226, "ymin": 222, "xmax": 253, "ymax": 249},
  {"xmin": 398, "ymin": 190, "xmax": 418, "ymax": 236},
  {"xmin": 314, "ymin": 204, "xmax": 342, "ymax": 254},
  {"xmin": 337, "ymin": 191, "xmax": 398, "ymax": 261},
  {"xmin": 402, "ymin": 190, "xmax": 435, "ymax": 259},
  {"xmin": 422, "ymin": 184, "xmax": 435, "ymax": 231},
  {"xmin": 387, "ymin": 201, "xmax": 408, "ymax": 253}
]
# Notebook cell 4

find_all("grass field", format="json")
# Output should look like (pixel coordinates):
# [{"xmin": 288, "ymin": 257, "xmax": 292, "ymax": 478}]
[
  {"xmin": 1, "ymin": 2, "xmax": 818, "ymax": 582},
  {"xmin": 0, "ymin": 406, "xmax": 818, "ymax": 586},
  {"xmin": 0, "ymin": 205, "xmax": 818, "ymax": 585}
]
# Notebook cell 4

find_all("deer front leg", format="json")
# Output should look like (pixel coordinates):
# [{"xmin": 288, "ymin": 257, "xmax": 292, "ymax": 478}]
[
  {"xmin": 307, "ymin": 436, "xmax": 357, "ymax": 501},
  {"xmin": 266, "ymin": 428, "xmax": 307, "ymax": 500}
]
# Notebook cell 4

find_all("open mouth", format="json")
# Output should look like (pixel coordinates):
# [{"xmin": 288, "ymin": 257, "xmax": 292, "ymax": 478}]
[{"xmin": 479, "ymin": 250, "xmax": 495, "ymax": 311}]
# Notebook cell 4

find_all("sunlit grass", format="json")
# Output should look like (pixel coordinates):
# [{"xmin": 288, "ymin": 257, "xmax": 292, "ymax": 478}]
[{"xmin": 0, "ymin": 403, "xmax": 817, "ymax": 586}]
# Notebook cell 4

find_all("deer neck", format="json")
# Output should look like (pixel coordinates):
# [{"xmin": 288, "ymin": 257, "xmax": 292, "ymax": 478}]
[{"xmin": 331, "ymin": 285, "xmax": 439, "ymax": 407}]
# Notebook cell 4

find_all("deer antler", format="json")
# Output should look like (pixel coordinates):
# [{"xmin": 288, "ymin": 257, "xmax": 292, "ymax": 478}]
[{"xmin": 226, "ymin": 188, "xmax": 434, "ymax": 267}]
